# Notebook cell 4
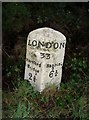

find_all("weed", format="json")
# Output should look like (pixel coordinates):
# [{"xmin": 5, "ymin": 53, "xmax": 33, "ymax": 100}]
[{"xmin": 12, "ymin": 101, "xmax": 30, "ymax": 118}]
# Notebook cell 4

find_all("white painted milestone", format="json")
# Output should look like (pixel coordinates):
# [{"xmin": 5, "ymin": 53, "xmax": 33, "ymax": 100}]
[{"xmin": 24, "ymin": 27, "xmax": 66, "ymax": 92}]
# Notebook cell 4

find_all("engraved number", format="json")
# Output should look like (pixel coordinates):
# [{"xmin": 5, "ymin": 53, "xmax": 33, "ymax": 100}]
[
  {"xmin": 46, "ymin": 53, "xmax": 50, "ymax": 59},
  {"xmin": 29, "ymin": 73, "xmax": 37, "ymax": 82},
  {"xmin": 29, "ymin": 73, "xmax": 32, "ymax": 80},
  {"xmin": 40, "ymin": 53, "xmax": 50, "ymax": 59},
  {"xmin": 55, "ymin": 70, "xmax": 58, "ymax": 76},
  {"xmin": 33, "ymin": 76, "xmax": 36, "ymax": 82},
  {"xmin": 40, "ymin": 53, "xmax": 45, "ymax": 58},
  {"xmin": 49, "ymin": 71, "xmax": 54, "ymax": 78},
  {"xmin": 49, "ymin": 70, "xmax": 58, "ymax": 78}
]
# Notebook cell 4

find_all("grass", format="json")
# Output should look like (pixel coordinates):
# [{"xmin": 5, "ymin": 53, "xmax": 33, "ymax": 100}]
[
  {"xmin": 2, "ymin": 47, "xmax": 89, "ymax": 119},
  {"xmin": 2, "ymin": 77, "xmax": 88, "ymax": 119}
]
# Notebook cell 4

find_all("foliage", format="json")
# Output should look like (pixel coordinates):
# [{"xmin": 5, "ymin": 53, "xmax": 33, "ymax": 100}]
[
  {"xmin": 2, "ymin": 3, "xmax": 31, "ymax": 33},
  {"xmin": 2, "ymin": 2, "xmax": 89, "ymax": 119},
  {"xmin": 2, "ymin": 52, "xmax": 88, "ymax": 119}
]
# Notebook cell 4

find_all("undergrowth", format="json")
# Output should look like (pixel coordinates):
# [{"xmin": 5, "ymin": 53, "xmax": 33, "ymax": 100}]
[{"xmin": 2, "ymin": 53, "xmax": 89, "ymax": 119}]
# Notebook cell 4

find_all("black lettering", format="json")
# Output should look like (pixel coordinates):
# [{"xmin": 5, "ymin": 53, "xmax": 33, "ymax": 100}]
[
  {"xmin": 46, "ymin": 53, "xmax": 50, "ymax": 59},
  {"xmin": 59, "ymin": 63, "xmax": 62, "ymax": 66},
  {"xmin": 28, "ymin": 40, "xmax": 31, "ymax": 46},
  {"xmin": 59, "ymin": 43, "xmax": 65, "ymax": 49},
  {"xmin": 26, "ymin": 58, "xmax": 28, "ymax": 61},
  {"xmin": 39, "ymin": 63, "xmax": 41, "ymax": 67},
  {"xmin": 33, "ymin": 68, "xmax": 35, "ymax": 70},
  {"xmin": 32, "ymin": 40, "xmax": 37, "ymax": 46},
  {"xmin": 35, "ymin": 72, "xmax": 37, "ymax": 75},
  {"xmin": 29, "ymin": 73, "xmax": 32, "ymax": 80},
  {"xmin": 33, "ymin": 76, "xmax": 36, "ymax": 82},
  {"xmin": 37, "ymin": 70, "xmax": 39, "ymax": 73},
  {"xmin": 45, "ymin": 42, "xmax": 52, "ymax": 48},
  {"xmin": 47, "ymin": 64, "xmax": 51, "ymax": 68},
  {"xmin": 52, "ymin": 65, "xmax": 54, "ymax": 72},
  {"xmin": 28, "ymin": 40, "xmax": 65, "ymax": 50},
  {"xmin": 36, "ymin": 62, "xmax": 38, "ymax": 66},
  {"xmin": 49, "ymin": 71, "xmax": 54, "ymax": 78},
  {"xmin": 52, "ymin": 64, "xmax": 54, "ymax": 68},
  {"xmin": 38, "ymin": 41, "xmax": 45, "ymax": 48},
  {"xmin": 27, "ymin": 64, "xmax": 30, "ymax": 68},
  {"xmin": 54, "ymin": 42, "xmax": 59, "ymax": 49},
  {"xmin": 40, "ymin": 53, "xmax": 45, "ymax": 58},
  {"xmin": 55, "ymin": 70, "xmax": 58, "ymax": 76}
]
